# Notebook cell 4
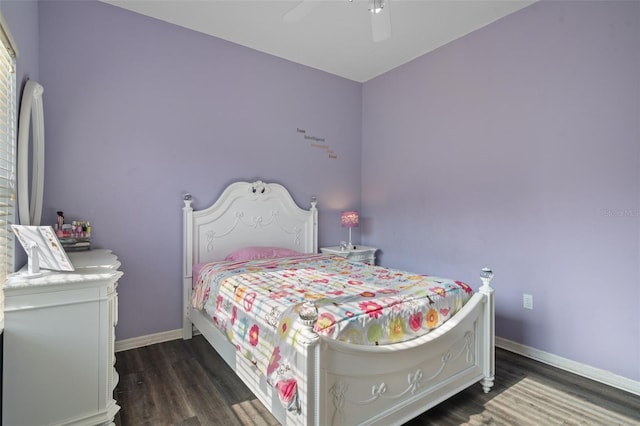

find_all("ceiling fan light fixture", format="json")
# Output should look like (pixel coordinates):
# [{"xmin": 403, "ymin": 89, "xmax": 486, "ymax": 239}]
[{"xmin": 368, "ymin": 0, "xmax": 384, "ymax": 14}]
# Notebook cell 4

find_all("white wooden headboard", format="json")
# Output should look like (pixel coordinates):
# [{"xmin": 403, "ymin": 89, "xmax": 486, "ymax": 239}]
[{"xmin": 182, "ymin": 180, "xmax": 318, "ymax": 278}]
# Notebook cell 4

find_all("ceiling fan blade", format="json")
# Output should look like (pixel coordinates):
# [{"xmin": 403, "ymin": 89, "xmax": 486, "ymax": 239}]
[
  {"xmin": 284, "ymin": 0, "xmax": 322, "ymax": 23},
  {"xmin": 371, "ymin": 1, "xmax": 391, "ymax": 42}
]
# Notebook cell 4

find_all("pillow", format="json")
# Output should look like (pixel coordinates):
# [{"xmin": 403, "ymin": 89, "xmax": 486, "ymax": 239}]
[{"xmin": 224, "ymin": 246, "xmax": 301, "ymax": 262}]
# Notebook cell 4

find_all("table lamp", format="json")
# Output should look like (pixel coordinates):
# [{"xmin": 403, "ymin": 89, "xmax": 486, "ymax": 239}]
[{"xmin": 341, "ymin": 210, "xmax": 359, "ymax": 249}]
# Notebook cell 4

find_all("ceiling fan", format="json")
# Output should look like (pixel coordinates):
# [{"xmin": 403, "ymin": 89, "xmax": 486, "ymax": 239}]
[{"xmin": 284, "ymin": 0, "xmax": 391, "ymax": 42}]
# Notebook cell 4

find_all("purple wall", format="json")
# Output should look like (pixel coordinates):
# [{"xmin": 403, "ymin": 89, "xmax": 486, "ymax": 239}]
[
  {"xmin": 1, "ymin": 0, "xmax": 39, "ymax": 88},
  {"xmin": 362, "ymin": 1, "xmax": 639, "ymax": 381},
  {"xmin": 36, "ymin": 1, "xmax": 362, "ymax": 340},
  {"xmin": 1, "ymin": 0, "xmax": 40, "ymax": 270}
]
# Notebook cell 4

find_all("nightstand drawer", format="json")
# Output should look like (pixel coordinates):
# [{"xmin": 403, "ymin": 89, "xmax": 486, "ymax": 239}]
[
  {"xmin": 347, "ymin": 251, "xmax": 374, "ymax": 263},
  {"xmin": 320, "ymin": 245, "xmax": 377, "ymax": 265}
]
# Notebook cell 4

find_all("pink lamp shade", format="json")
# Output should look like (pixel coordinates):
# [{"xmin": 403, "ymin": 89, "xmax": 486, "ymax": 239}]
[{"xmin": 341, "ymin": 211, "xmax": 359, "ymax": 228}]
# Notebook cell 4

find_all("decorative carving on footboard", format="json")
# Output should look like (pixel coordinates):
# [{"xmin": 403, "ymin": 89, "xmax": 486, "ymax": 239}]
[{"xmin": 327, "ymin": 330, "xmax": 477, "ymax": 425}]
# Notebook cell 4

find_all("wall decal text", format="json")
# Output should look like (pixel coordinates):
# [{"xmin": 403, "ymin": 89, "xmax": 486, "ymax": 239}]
[{"xmin": 297, "ymin": 128, "xmax": 337, "ymax": 159}]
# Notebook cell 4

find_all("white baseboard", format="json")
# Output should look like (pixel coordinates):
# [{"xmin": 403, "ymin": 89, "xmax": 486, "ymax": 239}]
[
  {"xmin": 496, "ymin": 337, "xmax": 640, "ymax": 397},
  {"xmin": 115, "ymin": 329, "xmax": 183, "ymax": 352},
  {"xmin": 115, "ymin": 331, "xmax": 639, "ymax": 397}
]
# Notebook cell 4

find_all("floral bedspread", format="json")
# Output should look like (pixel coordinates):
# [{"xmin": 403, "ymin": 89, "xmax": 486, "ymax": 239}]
[{"xmin": 192, "ymin": 254, "xmax": 473, "ymax": 409}]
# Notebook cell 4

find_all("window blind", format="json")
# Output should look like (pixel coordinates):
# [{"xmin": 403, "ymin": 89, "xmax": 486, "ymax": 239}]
[{"xmin": 0, "ymin": 15, "xmax": 17, "ymax": 330}]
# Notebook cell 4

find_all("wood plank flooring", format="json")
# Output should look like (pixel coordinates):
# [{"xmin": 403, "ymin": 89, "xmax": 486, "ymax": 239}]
[{"xmin": 114, "ymin": 336, "xmax": 640, "ymax": 426}]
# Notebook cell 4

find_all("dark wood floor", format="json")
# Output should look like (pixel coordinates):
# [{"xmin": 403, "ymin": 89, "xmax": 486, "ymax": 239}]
[{"xmin": 114, "ymin": 336, "xmax": 640, "ymax": 426}]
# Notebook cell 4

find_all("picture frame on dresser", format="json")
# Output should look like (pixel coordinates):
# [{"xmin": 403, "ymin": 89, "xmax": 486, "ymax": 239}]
[{"xmin": 11, "ymin": 225, "xmax": 74, "ymax": 275}]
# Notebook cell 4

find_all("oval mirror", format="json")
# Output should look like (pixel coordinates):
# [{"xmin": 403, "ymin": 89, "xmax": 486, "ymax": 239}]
[{"xmin": 17, "ymin": 80, "xmax": 44, "ymax": 226}]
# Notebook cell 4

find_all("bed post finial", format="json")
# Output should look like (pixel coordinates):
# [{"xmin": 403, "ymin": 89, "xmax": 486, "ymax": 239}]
[
  {"xmin": 480, "ymin": 268, "xmax": 493, "ymax": 290},
  {"xmin": 298, "ymin": 301, "xmax": 320, "ymax": 345},
  {"xmin": 310, "ymin": 195, "xmax": 317, "ymax": 210},
  {"xmin": 183, "ymin": 193, "xmax": 193, "ymax": 207}
]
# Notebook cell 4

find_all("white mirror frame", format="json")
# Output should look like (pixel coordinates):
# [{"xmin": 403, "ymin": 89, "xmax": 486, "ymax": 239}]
[{"xmin": 17, "ymin": 80, "xmax": 45, "ymax": 226}]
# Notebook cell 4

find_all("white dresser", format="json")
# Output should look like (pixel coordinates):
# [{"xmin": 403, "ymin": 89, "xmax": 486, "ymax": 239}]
[
  {"xmin": 3, "ymin": 249, "xmax": 122, "ymax": 426},
  {"xmin": 320, "ymin": 245, "xmax": 378, "ymax": 264}
]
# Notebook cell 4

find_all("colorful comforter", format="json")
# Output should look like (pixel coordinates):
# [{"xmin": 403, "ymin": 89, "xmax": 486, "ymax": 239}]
[{"xmin": 192, "ymin": 254, "xmax": 473, "ymax": 409}]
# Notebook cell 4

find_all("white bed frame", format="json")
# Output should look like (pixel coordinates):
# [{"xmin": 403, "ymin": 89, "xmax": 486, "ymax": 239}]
[{"xmin": 182, "ymin": 180, "xmax": 495, "ymax": 425}]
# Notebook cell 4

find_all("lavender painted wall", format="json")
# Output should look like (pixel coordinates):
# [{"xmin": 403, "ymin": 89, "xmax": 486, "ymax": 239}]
[
  {"xmin": 1, "ymin": 0, "xmax": 39, "ymax": 90},
  {"xmin": 37, "ymin": 1, "xmax": 362, "ymax": 340},
  {"xmin": 362, "ymin": 1, "xmax": 639, "ymax": 381},
  {"xmin": 1, "ymin": 0, "xmax": 39, "ymax": 270}
]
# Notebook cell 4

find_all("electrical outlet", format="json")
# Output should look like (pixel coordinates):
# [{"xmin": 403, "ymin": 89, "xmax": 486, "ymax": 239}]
[{"xmin": 523, "ymin": 294, "xmax": 533, "ymax": 310}]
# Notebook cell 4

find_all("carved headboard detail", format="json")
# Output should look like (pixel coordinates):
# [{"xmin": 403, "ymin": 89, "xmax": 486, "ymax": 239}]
[{"xmin": 183, "ymin": 180, "xmax": 318, "ymax": 277}]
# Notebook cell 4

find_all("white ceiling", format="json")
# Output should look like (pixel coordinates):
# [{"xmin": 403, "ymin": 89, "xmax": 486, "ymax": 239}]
[{"xmin": 101, "ymin": 0, "xmax": 534, "ymax": 82}]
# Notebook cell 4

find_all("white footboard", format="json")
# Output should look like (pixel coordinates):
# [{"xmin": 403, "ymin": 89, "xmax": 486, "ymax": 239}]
[
  {"xmin": 315, "ymin": 286, "xmax": 494, "ymax": 426},
  {"xmin": 185, "ymin": 269, "xmax": 495, "ymax": 426}
]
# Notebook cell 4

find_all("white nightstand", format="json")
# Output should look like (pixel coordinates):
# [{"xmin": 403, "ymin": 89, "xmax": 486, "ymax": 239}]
[{"xmin": 320, "ymin": 245, "xmax": 377, "ymax": 264}]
